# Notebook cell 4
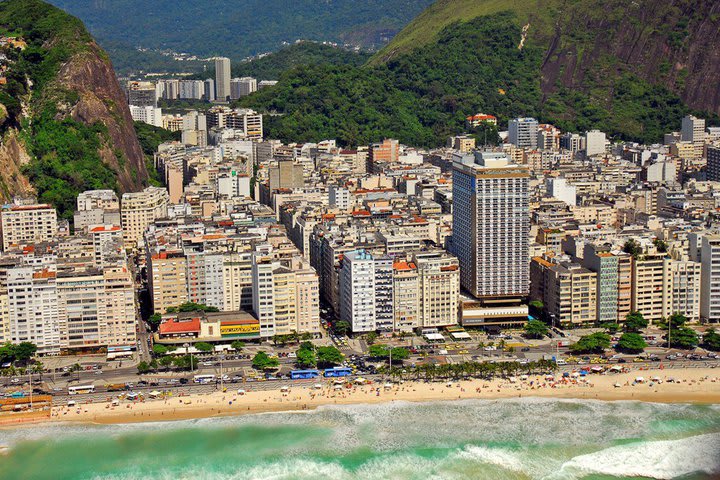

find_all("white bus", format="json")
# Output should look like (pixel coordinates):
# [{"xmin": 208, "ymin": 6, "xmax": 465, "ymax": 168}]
[
  {"xmin": 68, "ymin": 385, "xmax": 95, "ymax": 395},
  {"xmin": 193, "ymin": 374, "xmax": 216, "ymax": 384}
]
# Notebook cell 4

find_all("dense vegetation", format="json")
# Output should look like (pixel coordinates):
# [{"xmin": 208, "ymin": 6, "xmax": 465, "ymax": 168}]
[
  {"xmin": 215, "ymin": 43, "xmax": 371, "ymax": 81},
  {"xmin": 134, "ymin": 121, "xmax": 180, "ymax": 157},
  {"xmin": 0, "ymin": 0, "xmax": 123, "ymax": 219},
  {"xmin": 242, "ymin": 12, "xmax": 698, "ymax": 147},
  {"xmin": 49, "ymin": 0, "xmax": 433, "ymax": 73},
  {"xmin": 242, "ymin": 13, "xmax": 542, "ymax": 147}
]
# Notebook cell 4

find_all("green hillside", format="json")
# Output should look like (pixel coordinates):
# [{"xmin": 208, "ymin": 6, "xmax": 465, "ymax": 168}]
[
  {"xmin": 49, "ymin": 0, "xmax": 433, "ymax": 73},
  {"xmin": 193, "ymin": 43, "xmax": 372, "ymax": 82},
  {"xmin": 370, "ymin": 0, "xmax": 555, "ymax": 64},
  {"xmin": 240, "ymin": 0, "xmax": 719, "ymax": 147},
  {"xmin": 0, "ymin": 0, "xmax": 148, "ymax": 217}
]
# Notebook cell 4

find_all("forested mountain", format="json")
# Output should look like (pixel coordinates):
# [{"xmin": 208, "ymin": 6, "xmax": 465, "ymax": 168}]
[
  {"xmin": 48, "ymin": 0, "xmax": 433, "ymax": 73},
  {"xmin": 209, "ymin": 43, "xmax": 372, "ymax": 82},
  {"xmin": 241, "ymin": 0, "xmax": 720, "ymax": 147},
  {"xmin": 0, "ymin": 0, "xmax": 148, "ymax": 217}
]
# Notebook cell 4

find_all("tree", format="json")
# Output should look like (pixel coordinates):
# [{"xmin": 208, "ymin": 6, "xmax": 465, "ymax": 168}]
[
  {"xmin": 252, "ymin": 351, "xmax": 279, "ymax": 370},
  {"xmin": 368, "ymin": 344, "xmax": 390, "ymax": 358},
  {"xmin": 159, "ymin": 355, "xmax": 174, "ymax": 369},
  {"xmin": 624, "ymin": 311, "xmax": 648, "ymax": 333},
  {"xmin": 334, "ymin": 320, "xmax": 351, "ymax": 335},
  {"xmin": 368, "ymin": 344, "xmax": 408, "ymax": 362},
  {"xmin": 569, "ymin": 332, "xmax": 611, "ymax": 354},
  {"xmin": 296, "ymin": 348, "xmax": 317, "ymax": 368},
  {"xmin": 147, "ymin": 313, "xmax": 162, "ymax": 331},
  {"xmin": 664, "ymin": 313, "xmax": 688, "ymax": 330},
  {"xmin": 623, "ymin": 239, "xmax": 642, "ymax": 258},
  {"xmin": 173, "ymin": 355, "xmax": 193, "ymax": 370},
  {"xmin": 653, "ymin": 238, "xmax": 668, "ymax": 253},
  {"xmin": 167, "ymin": 302, "xmax": 220, "ymax": 314},
  {"xmin": 194, "ymin": 342, "xmax": 214, "ymax": 353},
  {"xmin": 153, "ymin": 344, "xmax": 169, "ymax": 355},
  {"xmin": 13, "ymin": 342, "xmax": 37, "ymax": 363},
  {"xmin": 230, "ymin": 340, "xmax": 245, "ymax": 352},
  {"xmin": 702, "ymin": 328, "xmax": 720, "ymax": 351},
  {"xmin": 524, "ymin": 320, "xmax": 548, "ymax": 339},
  {"xmin": 667, "ymin": 327, "xmax": 699, "ymax": 349},
  {"xmin": 616, "ymin": 333, "xmax": 647, "ymax": 353},
  {"xmin": 389, "ymin": 347, "xmax": 409, "ymax": 361},
  {"xmin": 528, "ymin": 300, "xmax": 544, "ymax": 317},
  {"xmin": 366, "ymin": 331, "xmax": 379, "ymax": 345},
  {"xmin": 317, "ymin": 346, "xmax": 344, "ymax": 367},
  {"xmin": 137, "ymin": 361, "xmax": 151, "ymax": 374},
  {"xmin": 600, "ymin": 322, "xmax": 621, "ymax": 333}
]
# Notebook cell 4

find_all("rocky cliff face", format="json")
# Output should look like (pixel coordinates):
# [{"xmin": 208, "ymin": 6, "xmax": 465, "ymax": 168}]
[
  {"xmin": 539, "ymin": 0, "xmax": 720, "ymax": 116},
  {"xmin": 0, "ymin": 0, "xmax": 148, "ymax": 207},
  {"xmin": 57, "ymin": 43, "xmax": 148, "ymax": 191}
]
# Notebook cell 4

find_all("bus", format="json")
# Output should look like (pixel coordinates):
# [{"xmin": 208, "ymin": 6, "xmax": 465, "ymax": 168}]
[
  {"xmin": 290, "ymin": 369, "xmax": 319, "ymax": 380},
  {"xmin": 193, "ymin": 374, "xmax": 216, "ymax": 384},
  {"xmin": 68, "ymin": 385, "xmax": 95, "ymax": 395},
  {"xmin": 323, "ymin": 367, "xmax": 352, "ymax": 378}
]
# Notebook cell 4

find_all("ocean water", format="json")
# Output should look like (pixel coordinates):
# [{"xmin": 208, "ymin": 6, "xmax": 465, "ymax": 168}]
[{"xmin": 1, "ymin": 398, "xmax": 719, "ymax": 480}]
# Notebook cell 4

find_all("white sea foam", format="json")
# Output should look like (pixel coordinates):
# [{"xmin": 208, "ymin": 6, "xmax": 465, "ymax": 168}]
[{"xmin": 548, "ymin": 432, "xmax": 720, "ymax": 480}]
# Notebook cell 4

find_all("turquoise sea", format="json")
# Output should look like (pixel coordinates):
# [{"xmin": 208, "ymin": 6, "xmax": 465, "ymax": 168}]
[{"xmin": 1, "ymin": 398, "xmax": 719, "ymax": 480}]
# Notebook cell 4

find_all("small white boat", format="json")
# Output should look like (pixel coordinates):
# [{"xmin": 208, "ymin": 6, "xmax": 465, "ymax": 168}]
[{"xmin": 237, "ymin": 389, "xmax": 246, "ymax": 395}]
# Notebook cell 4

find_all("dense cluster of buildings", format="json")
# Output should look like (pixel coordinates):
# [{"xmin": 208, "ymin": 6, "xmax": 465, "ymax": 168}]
[
  {"xmin": 3, "ymin": 106, "xmax": 720, "ymax": 355},
  {"xmin": 124, "ymin": 56, "xmax": 277, "ymax": 129}
]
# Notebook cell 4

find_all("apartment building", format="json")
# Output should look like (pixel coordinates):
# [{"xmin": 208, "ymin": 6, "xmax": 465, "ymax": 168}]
[
  {"xmin": 392, "ymin": 260, "xmax": 420, "ymax": 332},
  {"xmin": 413, "ymin": 252, "xmax": 460, "ymax": 328},
  {"xmin": 121, "ymin": 187, "xmax": 170, "ymax": 247},
  {"xmin": 1, "ymin": 203, "xmax": 58, "ymax": 251},
  {"xmin": 700, "ymin": 235, "xmax": 720, "ymax": 323},
  {"xmin": 671, "ymin": 260, "xmax": 701, "ymax": 322},
  {"xmin": 6, "ymin": 267, "xmax": 61, "ymax": 355},
  {"xmin": 148, "ymin": 250, "xmax": 188, "ymax": 314},
  {"xmin": 338, "ymin": 250, "xmax": 376, "ymax": 332},
  {"xmin": 631, "ymin": 252, "xmax": 672, "ymax": 324},
  {"xmin": 530, "ymin": 255, "xmax": 598, "ymax": 326}
]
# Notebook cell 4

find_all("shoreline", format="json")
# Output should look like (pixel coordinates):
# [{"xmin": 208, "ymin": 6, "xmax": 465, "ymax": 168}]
[{"xmin": 6, "ymin": 367, "xmax": 711, "ymax": 427}]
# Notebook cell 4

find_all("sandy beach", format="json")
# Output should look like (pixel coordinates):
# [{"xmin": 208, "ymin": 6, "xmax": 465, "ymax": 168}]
[{"xmin": 38, "ymin": 367, "xmax": 720, "ymax": 425}]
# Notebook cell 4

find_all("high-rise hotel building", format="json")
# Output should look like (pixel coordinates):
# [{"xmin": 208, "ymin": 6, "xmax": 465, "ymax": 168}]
[{"xmin": 452, "ymin": 151, "xmax": 530, "ymax": 326}]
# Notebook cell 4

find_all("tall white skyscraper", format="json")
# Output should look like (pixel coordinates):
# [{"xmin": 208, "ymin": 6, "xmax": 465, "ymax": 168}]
[
  {"xmin": 452, "ymin": 151, "xmax": 530, "ymax": 300},
  {"xmin": 215, "ymin": 57, "xmax": 231, "ymax": 101},
  {"xmin": 508, "ymin": 117, "xmax": 539, "ymax": 149}
]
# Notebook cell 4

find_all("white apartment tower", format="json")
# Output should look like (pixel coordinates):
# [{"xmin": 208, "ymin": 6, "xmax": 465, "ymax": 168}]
[
  {"xmin": 215, "ymin": 57, "xmax": 231, "ymax": 101},
  {"xmin": 584, "ymin": 130, "xmax": 606, "ymax": 156},
  {"xmin": 338, "ymin": 250, "xmax": 376, "ymax": 332},
  {"xmin": 700, "ymin": 235, "xmax": 720, "ymax": 323},
  {"xmin": 452, "ymin": 151, "xmax": 530, "ymax": 300},
  {"xmin": 508, "ymin": 117, "xmax": 539, "ymax": 149}
]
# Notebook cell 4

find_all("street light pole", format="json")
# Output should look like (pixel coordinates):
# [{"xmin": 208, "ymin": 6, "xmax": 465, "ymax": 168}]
[{"xmin": 219, "ymin": 354, "xmax": 224, "ymax": 391}]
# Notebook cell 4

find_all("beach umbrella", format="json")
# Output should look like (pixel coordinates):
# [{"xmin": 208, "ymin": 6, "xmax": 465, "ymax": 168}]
[
  {"xmin": 614, "ymin": 383, "xmax": 622, "ymax": 388},
  {"xmin": 313, "ymin": 384, "xmax": 323, "ymax": 389}
]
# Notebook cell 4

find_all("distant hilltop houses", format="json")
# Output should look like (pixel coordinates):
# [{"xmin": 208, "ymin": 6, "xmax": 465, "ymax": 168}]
[{"xmin": 0, "ymin": 35, "xmax": 26, "ymax": 85}]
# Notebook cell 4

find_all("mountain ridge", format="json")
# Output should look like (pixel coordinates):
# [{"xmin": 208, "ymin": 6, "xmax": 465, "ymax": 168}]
[{"xmin": 0, "ymin": 0, "xmax": 148, "ymax": 217}]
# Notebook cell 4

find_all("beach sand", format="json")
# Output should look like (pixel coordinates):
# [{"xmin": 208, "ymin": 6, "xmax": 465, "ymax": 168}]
[{"xmin": 42, "ymin": 367, "xmax": 720, "ymax": 426}]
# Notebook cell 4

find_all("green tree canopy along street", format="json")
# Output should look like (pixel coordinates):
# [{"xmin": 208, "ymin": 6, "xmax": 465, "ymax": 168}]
[
  {"xmin": 616, "ymin": 333, "xmax": 647, "ymax": 354},
  {"xmin": 569, "ymin": 332, "xmax": 611, "ymax": 354},
  {"xmin": 524, "ymin": 320, "xmax": 549, "ymax": 339}
]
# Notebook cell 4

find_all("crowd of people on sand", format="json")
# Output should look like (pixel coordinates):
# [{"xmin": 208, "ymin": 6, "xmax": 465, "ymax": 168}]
[{"xmin": 41, "ymin": 366, "xmax": 719, "ymax": 424}]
